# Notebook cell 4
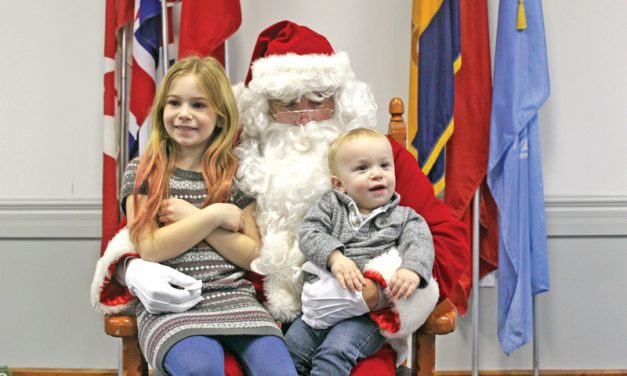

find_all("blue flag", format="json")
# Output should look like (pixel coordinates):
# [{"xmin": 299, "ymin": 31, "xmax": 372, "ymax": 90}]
[{"xmin": 487, "ymin": 0, "xmax": 550, "ymax": 355}]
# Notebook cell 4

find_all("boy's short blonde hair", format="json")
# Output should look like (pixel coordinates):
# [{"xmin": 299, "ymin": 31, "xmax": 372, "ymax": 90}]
[{"xmin": 327, "ymin": 128, "xmax": 388, "ymax": 174}]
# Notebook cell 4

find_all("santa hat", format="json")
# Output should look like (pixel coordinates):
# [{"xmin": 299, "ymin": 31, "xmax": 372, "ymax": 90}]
[
  {"xmin": 244, "ymin": 20, "xmax": 355, "ymax": 101},
  {"xmin": 234, "ymin": 20, "xmax": 377, "ymax": 137}
]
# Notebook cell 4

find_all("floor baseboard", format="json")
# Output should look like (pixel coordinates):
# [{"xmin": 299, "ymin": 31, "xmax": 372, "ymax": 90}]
[
  {"xmin": 436, "ymin": 371, "xmax": 627, "ymax": 376},
  {"xmin": 9, "ymin": 369, "xmax": 117, "ymax": 376},
  {"xmin": 7, "ymin": 368, "xmax": 627, "ymax": 376}
]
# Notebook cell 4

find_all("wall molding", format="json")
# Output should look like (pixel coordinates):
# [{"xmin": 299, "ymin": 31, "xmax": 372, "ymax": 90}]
[
  {"xmin": 0, "ymin": 199, "xmax": 101, "ymax": 239},
  {"xmin": 545, "ymin": 195, "xmax": 627, "ymax": 237},
  {"xmin": 0, "ymin": 196, "xmax": 626, "ymax": 239}
]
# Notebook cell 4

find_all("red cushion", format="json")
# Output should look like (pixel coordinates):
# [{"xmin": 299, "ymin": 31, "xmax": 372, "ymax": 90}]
[
  {"xmin": 351, "ymin": 344, "xmax": 397, "ymax": 375},
  {"xmin": 225, "ymin": 349, "xmax": 244, "ymax": 376}
]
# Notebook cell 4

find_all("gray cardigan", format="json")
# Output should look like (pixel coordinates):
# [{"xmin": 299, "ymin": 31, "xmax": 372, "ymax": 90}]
[{"xmin": 298, "ymin": 190, "xmax": 434, "ymax": 286}]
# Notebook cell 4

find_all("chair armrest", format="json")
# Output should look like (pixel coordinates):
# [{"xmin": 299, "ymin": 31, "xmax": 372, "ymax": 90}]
[
  {"xmin": 104, "ymin": 314, "xmax": 138, "ymax": 337},
  {"xmin": 421, "ymin": 298, "xmax": 457, "ymax": 335}
]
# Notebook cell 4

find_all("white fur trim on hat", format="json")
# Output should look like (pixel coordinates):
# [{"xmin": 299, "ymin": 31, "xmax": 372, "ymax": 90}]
[{"xmin": 248, "ymin": 51, "xmax": 354, "ymax": 100}]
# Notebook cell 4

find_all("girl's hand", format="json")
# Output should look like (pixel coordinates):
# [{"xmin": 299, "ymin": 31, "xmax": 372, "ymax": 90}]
[
  {"xmin": 389, "ymin": 268, "xmax": 421, "ymax": 300},
  {"xmin": 327, "ymin": 250, "xmax": 366, "ymax": 292},
  {"xmin": 210, "ymin": 203, "xmax": 244, "ymax": 232},
  {"xmin": 158, "ymin": 198, "xmax": 199, "ymax": 225}
]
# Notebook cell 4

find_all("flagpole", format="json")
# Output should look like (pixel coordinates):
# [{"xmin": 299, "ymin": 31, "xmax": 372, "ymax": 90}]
[
  {"xmin": 471, "ymin": 188, "xmax": 480, "ymax": 376},
  {"xmin": 533, "ymin": 296, "xmax": 539, "ymax": 376},
  {"xmin": 160, "ymin": 0, "xmax": 170, "ymax": 75},
  {"xmin": 225, "ymin": 40, "xmax": 231, "ymax": 79},
  {"xmin": 118, "ymin": 25, "xmax": 130, "ymax": 208}
]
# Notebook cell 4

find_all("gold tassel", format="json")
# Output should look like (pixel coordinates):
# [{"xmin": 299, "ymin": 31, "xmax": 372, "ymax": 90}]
[{"xmin": 517, "ymin": 0, "xmax": 527, "ymax": 30}]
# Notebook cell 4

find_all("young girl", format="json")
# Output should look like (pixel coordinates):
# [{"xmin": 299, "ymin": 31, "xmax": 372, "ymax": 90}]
[{"xmin": 123, "ymin": 56, "xmax": 296, "ymax": 375}]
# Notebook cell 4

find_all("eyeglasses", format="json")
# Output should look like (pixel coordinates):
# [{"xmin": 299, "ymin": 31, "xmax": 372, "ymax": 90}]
[{"xmin": 271, "ymin": 108, "xmax": 335, "ymax": 125}]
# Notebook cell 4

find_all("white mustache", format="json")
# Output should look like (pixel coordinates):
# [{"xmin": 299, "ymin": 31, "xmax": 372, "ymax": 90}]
[{"xmin": 260, "ymin": 119, "xmax": 343, "ymax": 155}]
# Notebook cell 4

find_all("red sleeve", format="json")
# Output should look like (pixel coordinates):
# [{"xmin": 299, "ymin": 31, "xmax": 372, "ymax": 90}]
[
  {"xmin": 388, "ymin": 136, "xmax": 470, "ymax": 302},
  {"xmin": 99, "ymin": 253, "xmax": 138, "ymax": 308},
  {"xmin": 245, "ymin": 271, "xmax": 267, "ymax": 303}
]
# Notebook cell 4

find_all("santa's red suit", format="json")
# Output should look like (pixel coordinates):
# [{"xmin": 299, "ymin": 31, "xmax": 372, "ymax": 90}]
[{"xmin": 91, "ymin": 20, "xmax": 468, "ymax": 375}]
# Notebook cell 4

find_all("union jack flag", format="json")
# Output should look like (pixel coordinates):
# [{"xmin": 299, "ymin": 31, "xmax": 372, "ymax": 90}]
[{"xmin": 129, "ymin": 0, "xmax": 173, "ymax": 158}]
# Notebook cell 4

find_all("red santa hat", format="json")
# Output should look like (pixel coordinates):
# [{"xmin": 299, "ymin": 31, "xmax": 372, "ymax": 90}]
[
  {"xmin": 233, "ymin": 20, "xmax": 377, "ymax": 140},
  {"xmin": 243, "ymin": 20, "xmax": 355, "ymax": 101}
]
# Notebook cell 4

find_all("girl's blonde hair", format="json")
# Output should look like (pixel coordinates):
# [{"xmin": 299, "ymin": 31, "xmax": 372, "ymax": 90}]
[
  {"xmin": 327, "ymin": 128, "xmax": 387, "ymax": 173},
  {"xmin": 130, "ymin": 56, "xmax": 239, "ymax": 242}
]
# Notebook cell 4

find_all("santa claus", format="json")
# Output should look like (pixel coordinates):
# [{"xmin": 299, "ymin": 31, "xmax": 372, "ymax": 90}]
[
  {"xmin": 92, "ymin": 20, "xmax": 469, "ymax": 375},
  {"xmin": 233, "ymin": 20, "xmax": 382, "ymax": 322}
]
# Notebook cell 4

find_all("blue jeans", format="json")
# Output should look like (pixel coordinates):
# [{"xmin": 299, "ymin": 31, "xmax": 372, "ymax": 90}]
[
  {"xmin": 285, "ymin": 314, "xmax": 386, "ymax": 376},
  {"xmin": 163, "ymin": 335, "xmax": 297, "ymax": 376}
]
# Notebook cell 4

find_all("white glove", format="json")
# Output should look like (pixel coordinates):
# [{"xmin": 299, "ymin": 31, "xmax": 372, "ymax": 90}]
[
  {"xmin": 125, "ymin": 259, "xmax": 203, "ymax": 314},
  {"xmin": 300, "ymin": 261, "xmax": 370, "ymax": 329}
]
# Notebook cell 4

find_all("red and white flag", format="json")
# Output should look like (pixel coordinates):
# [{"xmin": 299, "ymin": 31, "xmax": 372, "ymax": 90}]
[{"xmin": 102, "ymin": 0, "xmax": 133, "ymax": 254}]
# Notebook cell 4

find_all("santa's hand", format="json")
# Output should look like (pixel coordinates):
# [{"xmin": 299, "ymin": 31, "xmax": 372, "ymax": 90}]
[
  {"xmin": 389, "ymin": 268, "xmax": 420, "ymax": 300},
  {"xmin": 327, "ymin": 250, "xmax": 365, "ymax": 291},
  {"xmin": 126, "ymin": 259, "xmax": 203, "ymax": 314},
  {"xmin": 301, "ymin": 262, "xmax": 370, "ymax": 329}
]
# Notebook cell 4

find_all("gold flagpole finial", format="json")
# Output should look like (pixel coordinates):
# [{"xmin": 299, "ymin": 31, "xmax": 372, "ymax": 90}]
[{"xmin": 517, "ymin": 0, "xmax": 528, "ymax": 30}]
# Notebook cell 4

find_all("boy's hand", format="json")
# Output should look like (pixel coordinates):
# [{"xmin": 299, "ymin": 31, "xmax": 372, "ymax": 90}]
[
  {"xmin": 327, "ymin": 250, "xmax": 365, "ymax": 292},
  {"xmin": 158, "ymin": 198, "xmax": 199, "ymax": 225},
  {"xmin": 389, "ymin": 268, "xmax": 421, "ymax": 300}
]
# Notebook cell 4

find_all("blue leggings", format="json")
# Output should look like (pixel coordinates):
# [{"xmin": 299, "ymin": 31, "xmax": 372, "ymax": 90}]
[{"xmin": 163, "ymin": 335, "xmax": 297, "ymax": 376}]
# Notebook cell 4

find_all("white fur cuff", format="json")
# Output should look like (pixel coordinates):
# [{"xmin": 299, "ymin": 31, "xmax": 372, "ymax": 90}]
[
  {"xmin": 90, "ymin": 228, "xmax": 137, "ymax": 314},
  {"xmin": 363, "ymin": 248, "xmax": 439, "ymax": 365}
]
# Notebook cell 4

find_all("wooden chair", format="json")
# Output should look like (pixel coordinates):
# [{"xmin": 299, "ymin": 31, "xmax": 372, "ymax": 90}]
[
  {"xmin": 103, "ymin": 97, "xmax": 457, "ymax": 376},
  {"xmin": 104, "ymin": 314, "xmax": 146, "ymax": 375},
  {"xmin": 387, "ymin": 97, "xmax": 457, "ymax": 376}
]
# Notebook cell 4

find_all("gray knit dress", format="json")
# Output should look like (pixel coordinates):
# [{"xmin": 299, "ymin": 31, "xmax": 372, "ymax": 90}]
[{"xmin": 121, "ymin": 158, "xmax": 282, "ymax": 373}]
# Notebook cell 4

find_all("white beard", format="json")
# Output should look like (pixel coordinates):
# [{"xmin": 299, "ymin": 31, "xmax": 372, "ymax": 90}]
[{"xmin": 236, "ymin": 119, "xmax": 343, "ymax": 321}]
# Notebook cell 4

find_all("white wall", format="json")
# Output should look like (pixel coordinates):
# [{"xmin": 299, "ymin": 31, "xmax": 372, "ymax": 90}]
[
  {"xmin": 0, "ymin": 1, "xmax": 104, "ymax": 200},
  {"xmin": 0, "ymin": 239, "xmax": 117, "ymax": 368},
  {"xmin": 438, "ymin": 237, "xmax": 627, "ymax": 370},
  {"xmin": 0, "ymin": 0, "xmax": 626, "ymax": 372},
  {"xmin": 522, "ymin": 0, "xmax": 627, "ymax": 197}
]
